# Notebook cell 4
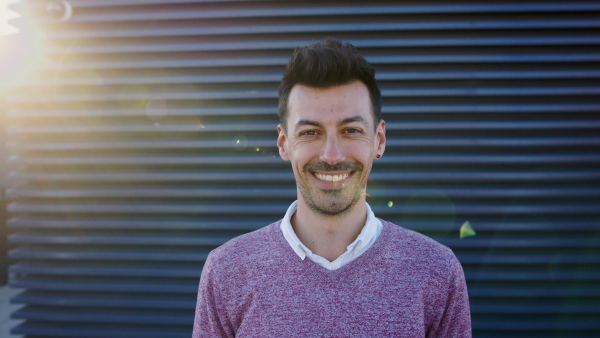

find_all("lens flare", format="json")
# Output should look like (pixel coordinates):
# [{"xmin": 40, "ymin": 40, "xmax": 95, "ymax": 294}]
[
  {"xmin": 232, "ymin": 135, "xmax": 248, "ymax": 150},
  {"xmin": 387, "ymin": 201, "xmax": 394, "ymax": 207},
  {"xmin": 459, "ymin": 221, "xmax": 476, "ymax": 238},
  {"xmin": 1, "ymin": 4, "xmax": 49, "ymax": 92},
  {"xmin": 0, "ymin": 0, "xmax": 20, "ymax": 36}
]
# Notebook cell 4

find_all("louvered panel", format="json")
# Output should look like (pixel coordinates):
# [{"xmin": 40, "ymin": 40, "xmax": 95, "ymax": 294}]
[
  {"xmin": 4, "ymin": 0, "xmax": 600, "ymax": 337},
  {"xmin": 11, "ymin": 321, "xmax": 192, "ymax": 338},
  {"xmin": 13, "ymin": 306, "xmax": 193, "ymax": 325},
  {"xmin": 12, "ymin": 276, "xmax": 199, "ymax": 293},
  {"xmin": 1, "ymin": 88, "xmax": 8, "ymax": 287},
  {"xmin": 11, "ymin": 261, "xmax": 200, "ymax": 278}
]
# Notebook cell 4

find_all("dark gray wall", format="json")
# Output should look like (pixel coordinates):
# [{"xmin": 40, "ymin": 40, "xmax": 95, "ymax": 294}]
[{"xmin": 4, "ymin": 1, "xmax": 600, "ymax": 337}]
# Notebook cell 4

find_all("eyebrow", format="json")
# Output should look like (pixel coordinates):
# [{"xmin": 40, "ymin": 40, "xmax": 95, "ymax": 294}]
[
  {"xmin": 295, "ymin": 119, "xmax": 323, "ymax": 131},
  {"xmin": 338, "ymin": 115, "xmax": 368, "ymax": 126},
  {"xmin": 294, "ymin": 115, "xmax": 368, "ymax": 132}
]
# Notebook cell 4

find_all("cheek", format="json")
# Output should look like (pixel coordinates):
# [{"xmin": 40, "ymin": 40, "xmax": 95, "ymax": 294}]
[
  {"xmin": 290, "ymin": 142, "xmax": 318, "ymax": 161},
  {"xmin": 287, "ymin": 153, "xmax": 307, "ymax": 175}
]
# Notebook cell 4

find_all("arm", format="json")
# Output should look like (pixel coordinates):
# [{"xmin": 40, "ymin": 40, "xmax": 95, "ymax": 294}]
[
  {"xmin": 428, "ymin": 255, "xmax": 472, "ymax": 338},
  {"xmin": 192, "ymin": 253, "xmax": 234, "ymax": 338}
]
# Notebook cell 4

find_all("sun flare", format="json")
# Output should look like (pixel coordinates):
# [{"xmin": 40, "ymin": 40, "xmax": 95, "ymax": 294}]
[{"xmin": 0, "ymin": 0, "xmax": 20, "ymax": 36}]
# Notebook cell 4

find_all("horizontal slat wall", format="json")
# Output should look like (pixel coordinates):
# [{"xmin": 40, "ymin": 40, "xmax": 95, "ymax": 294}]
[
  {"xmin": 0, "ymin": 94, "xmax": 7, "ymax": 286},
  {"xmin": 5, "ymin": 0, "xmax": 600, "ymax": 337}
]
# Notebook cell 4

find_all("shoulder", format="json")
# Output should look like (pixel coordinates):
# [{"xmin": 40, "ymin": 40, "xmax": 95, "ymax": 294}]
[
  {"xmin": 378, "ymin": 219, "xmax": 461, "ymax": 273},
  {"xmin": 205, "ymin": 221, "xmax": 282, "ymax": 270}
]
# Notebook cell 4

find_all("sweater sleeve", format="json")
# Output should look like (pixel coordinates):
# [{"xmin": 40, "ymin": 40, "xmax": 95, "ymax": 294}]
[
  {"xmin": 192, "ymin": 252, "xmax": 235, "ymax": 338},
  {"xmin": 428, "ymin": 255, "xmax": 472, "ymax": 338}
]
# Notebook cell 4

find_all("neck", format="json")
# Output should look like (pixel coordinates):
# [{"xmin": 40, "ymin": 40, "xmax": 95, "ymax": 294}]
[{"xmin": 291, "ymin": 197, "xmax": 367, "ymax": 262}]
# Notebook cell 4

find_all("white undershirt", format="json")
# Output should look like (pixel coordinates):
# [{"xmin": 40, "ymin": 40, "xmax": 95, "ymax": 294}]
[{"xmin": 280, "ymin": 200, "xmax": 383, "ymax": 270}]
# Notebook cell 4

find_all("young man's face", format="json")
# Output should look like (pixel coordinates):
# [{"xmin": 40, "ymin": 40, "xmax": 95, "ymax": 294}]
[{"xmin": 277, "ymin": 80, "xmax": 386, "ymax": 216}]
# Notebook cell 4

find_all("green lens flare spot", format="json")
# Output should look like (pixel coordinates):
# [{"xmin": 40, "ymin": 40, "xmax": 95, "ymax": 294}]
[
  {"xmin": 459, "ymin": 221, "xmax": 476, "ymax": 238},
  {"xmin": 387, "ymin": 201, "xmax": 394, "ymax": 207}
]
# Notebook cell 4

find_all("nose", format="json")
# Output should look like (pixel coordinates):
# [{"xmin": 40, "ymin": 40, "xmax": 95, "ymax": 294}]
[{"xmin": 320, "ymin": 135, "xmax": 346, "ymax": 165}]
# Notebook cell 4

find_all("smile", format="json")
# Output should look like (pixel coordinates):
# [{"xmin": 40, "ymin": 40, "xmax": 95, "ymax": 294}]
[{"xmin": 314, "ymin": 172, "xmax": 350, "ymax": 182}]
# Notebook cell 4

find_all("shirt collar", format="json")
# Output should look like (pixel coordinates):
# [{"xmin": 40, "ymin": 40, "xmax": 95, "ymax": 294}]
[{"xmin": 280, "ymin": 200, "xmax": 379, "ymax": 260}]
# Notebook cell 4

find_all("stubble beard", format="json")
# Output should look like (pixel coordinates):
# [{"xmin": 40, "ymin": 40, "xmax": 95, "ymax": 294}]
[{"xmin": 296, "ymin": 161, "xmax": 366, "ymax": 216}]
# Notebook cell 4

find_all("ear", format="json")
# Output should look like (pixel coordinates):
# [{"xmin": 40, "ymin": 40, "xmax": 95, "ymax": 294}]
[
  {"xmin": 277, "ymin": 124, "xmax": 290, "ymax": 161},
  {"xmin": 374, "ymin": 119, "xmax": 386, "ymax": 159}
]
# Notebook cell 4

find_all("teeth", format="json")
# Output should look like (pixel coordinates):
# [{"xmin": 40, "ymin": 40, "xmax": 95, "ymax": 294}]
[{"xmin": 315, "ymin": 173, "xmax": 349, "ymax": 182}]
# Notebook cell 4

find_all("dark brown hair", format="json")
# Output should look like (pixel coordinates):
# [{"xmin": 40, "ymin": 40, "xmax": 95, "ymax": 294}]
[{"xmin": 278, "ymin": 38, "xmax": 381, "ymax": 130}]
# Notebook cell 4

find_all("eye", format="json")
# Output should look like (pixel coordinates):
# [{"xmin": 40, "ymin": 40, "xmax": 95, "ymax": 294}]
[
  {"xmin": 301, "ymin": 130, "xmax": 318, "ymax": 136},
  {"xmin": 345, "ymin": 128, "xmax": 362, "ymax": 134}
]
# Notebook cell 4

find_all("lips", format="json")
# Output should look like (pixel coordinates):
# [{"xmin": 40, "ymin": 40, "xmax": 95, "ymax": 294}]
[
  {"xmin": 312, "ymin": 171, "xmax": 355, "ymax": 188},
  {"xmin": 314, "ymin": 172, "xmax": 350, "ymax": 182},
  {"xmin": 305, "ymin": 162, "xmax": 361, "ymax": 187}
]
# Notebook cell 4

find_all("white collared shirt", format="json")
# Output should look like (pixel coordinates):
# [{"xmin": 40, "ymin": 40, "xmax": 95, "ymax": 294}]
[{"xmin": 280, "ymin": 200, "xmax": 383, "ymax": 270}]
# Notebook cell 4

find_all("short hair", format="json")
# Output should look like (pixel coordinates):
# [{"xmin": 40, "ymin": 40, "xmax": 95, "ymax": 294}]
[{"xmin": 277, "ymin": 38, "xmax": 381, "ymax": 131}]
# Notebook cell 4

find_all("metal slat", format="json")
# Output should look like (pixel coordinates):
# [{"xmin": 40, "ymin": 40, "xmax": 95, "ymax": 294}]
[
  {"xmin": 9, "ymin": 245, "xmax": 600, "ymax": 264},
  {"xmin": 471, "ymin": 299, "xmax": 600, "ymax": 314},
  {"xmin": 5, "ymin": 184, "xmax": 600, "ymax": 199},
  {"xmin": 12, "ymin": 101, "xmax": 599, "ymax": 119},
  {"xmin": 11, "ymin": 290, "xmax": 194, "ymax": 309},
  {"xmin": 8, "ymin": 118, "xmax": 600, "ymax": 135},
  {"xmin": 468, "ymin": 282, "xmax": 600, "ymax": 297},
  {"xmin": 9, "ymin": 246, "xmax": 210, "ymax": 261},
  {"xmin": 10, "ymin": 262, "xmax": 202, "ymax": 278},
  {"xmin": 6, "ymin": 152, "xmax": 600, "ymax": 164},
  {"xmin": 9, "ymin": 83, "xmax": 600, "ymax": 103},
  {"xmin": 7, "ymin": 200, "xmax": 291, "ymax": 214},
  {"xmin": 6, "ymin": 168, "xmax": 598, "ymax": 183},
  {"xmin": 28, "ymin": 18, "xmax": 600, "ymax": 40},
  {"xmin": 13, "ymin": 276, "xmax": 600, "ymax": 296},
  {"xmin": 8, "ymin": 231, "xmax": 240, "ymax": 246},
  {"xmin": 8, "ymin": 48, "xmax": 598, "ymax": 72},
  {"xmin": 16, "ymin": 2, "xmax": 600, "ymax": 30},
  {"xmin": 9, "ymin": 231, "xmax": 599, "ymax": 247},
  {"xmin": 472, "ymin": 315, "xmax": 600, "ymax": 331},
  {"xmin": 12, "ymin": 306, "xmax": 193, "ymax": 325},
  {"xmin": 9, "ymin": 133, "xmax": 599, "ymax": 146},
  {"xmin": 7, "ymin": 216, "xmax": 270, "ymax": 230},
  {"xmin": 11, "ymin": 276, "xmax": 199, "ymax": 293},
  {"xmin": 19, "ymin": 67, "xmax": 600, "ymax": 87},
  {"xmin": 11, "ymin": 321, "xmax": 192, "ymax": 338},
  {"xmin": 8, "ymin": 216, "xmax": 599, "ymax": 232}
]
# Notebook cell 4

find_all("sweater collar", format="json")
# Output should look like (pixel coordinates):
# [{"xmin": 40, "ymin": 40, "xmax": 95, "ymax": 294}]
[{"xmin": 280, "ymin": 200, "xmax": 379, "ymax": 262}]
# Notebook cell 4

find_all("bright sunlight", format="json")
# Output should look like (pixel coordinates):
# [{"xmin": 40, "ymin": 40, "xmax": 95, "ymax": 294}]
[{"xmin": 0, "ymin": 0, "xmax": 19, "ymax": 36}]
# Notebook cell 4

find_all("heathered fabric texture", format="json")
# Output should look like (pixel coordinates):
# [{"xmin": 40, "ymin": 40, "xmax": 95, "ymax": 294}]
[{"xmin": 193, "ymin": 220, "xmax": 471, "ymax": 337}]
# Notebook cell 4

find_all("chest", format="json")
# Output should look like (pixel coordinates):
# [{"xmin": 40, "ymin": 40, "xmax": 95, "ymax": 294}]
[{"xmin": 228, "ymin": 271, "xmax": 433, "ymax": 337}]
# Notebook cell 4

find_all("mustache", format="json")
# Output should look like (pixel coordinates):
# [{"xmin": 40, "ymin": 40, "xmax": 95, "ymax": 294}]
[{"xmin": 304, "ymin": 161, "xmax": 362, "ymax": 172}]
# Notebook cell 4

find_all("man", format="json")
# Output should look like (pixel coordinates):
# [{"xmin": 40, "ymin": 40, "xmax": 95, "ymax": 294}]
[{"xmin": 193, "ymin": 38, "xmax": 471, "ymax": 337}]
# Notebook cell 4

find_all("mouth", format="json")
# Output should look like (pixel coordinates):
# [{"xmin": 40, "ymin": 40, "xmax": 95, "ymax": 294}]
[{"xmin": 313, "ymin": 171, "xmax": 353, "ymax": 185}]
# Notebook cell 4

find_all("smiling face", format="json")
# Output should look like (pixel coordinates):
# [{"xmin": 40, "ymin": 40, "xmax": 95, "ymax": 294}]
[{"xmin": 277, "ymin": 80, "xmax": 386, "ymax": 216}]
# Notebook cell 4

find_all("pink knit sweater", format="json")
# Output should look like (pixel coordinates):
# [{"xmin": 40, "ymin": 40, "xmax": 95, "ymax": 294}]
[{"xmin": 193, "ymin": 220, "xmax": 471, "ymax": 337}]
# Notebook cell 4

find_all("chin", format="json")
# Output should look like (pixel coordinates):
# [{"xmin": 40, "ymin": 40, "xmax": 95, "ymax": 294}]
[{"xmin": 304, "ymin": 194, "xmax": 360, "ymax": 216}]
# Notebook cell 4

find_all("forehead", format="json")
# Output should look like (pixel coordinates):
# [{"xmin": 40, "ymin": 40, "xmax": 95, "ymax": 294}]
[{"xmin": 287, "ymin": 81, "xmax": 373, "ymax": 129}]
